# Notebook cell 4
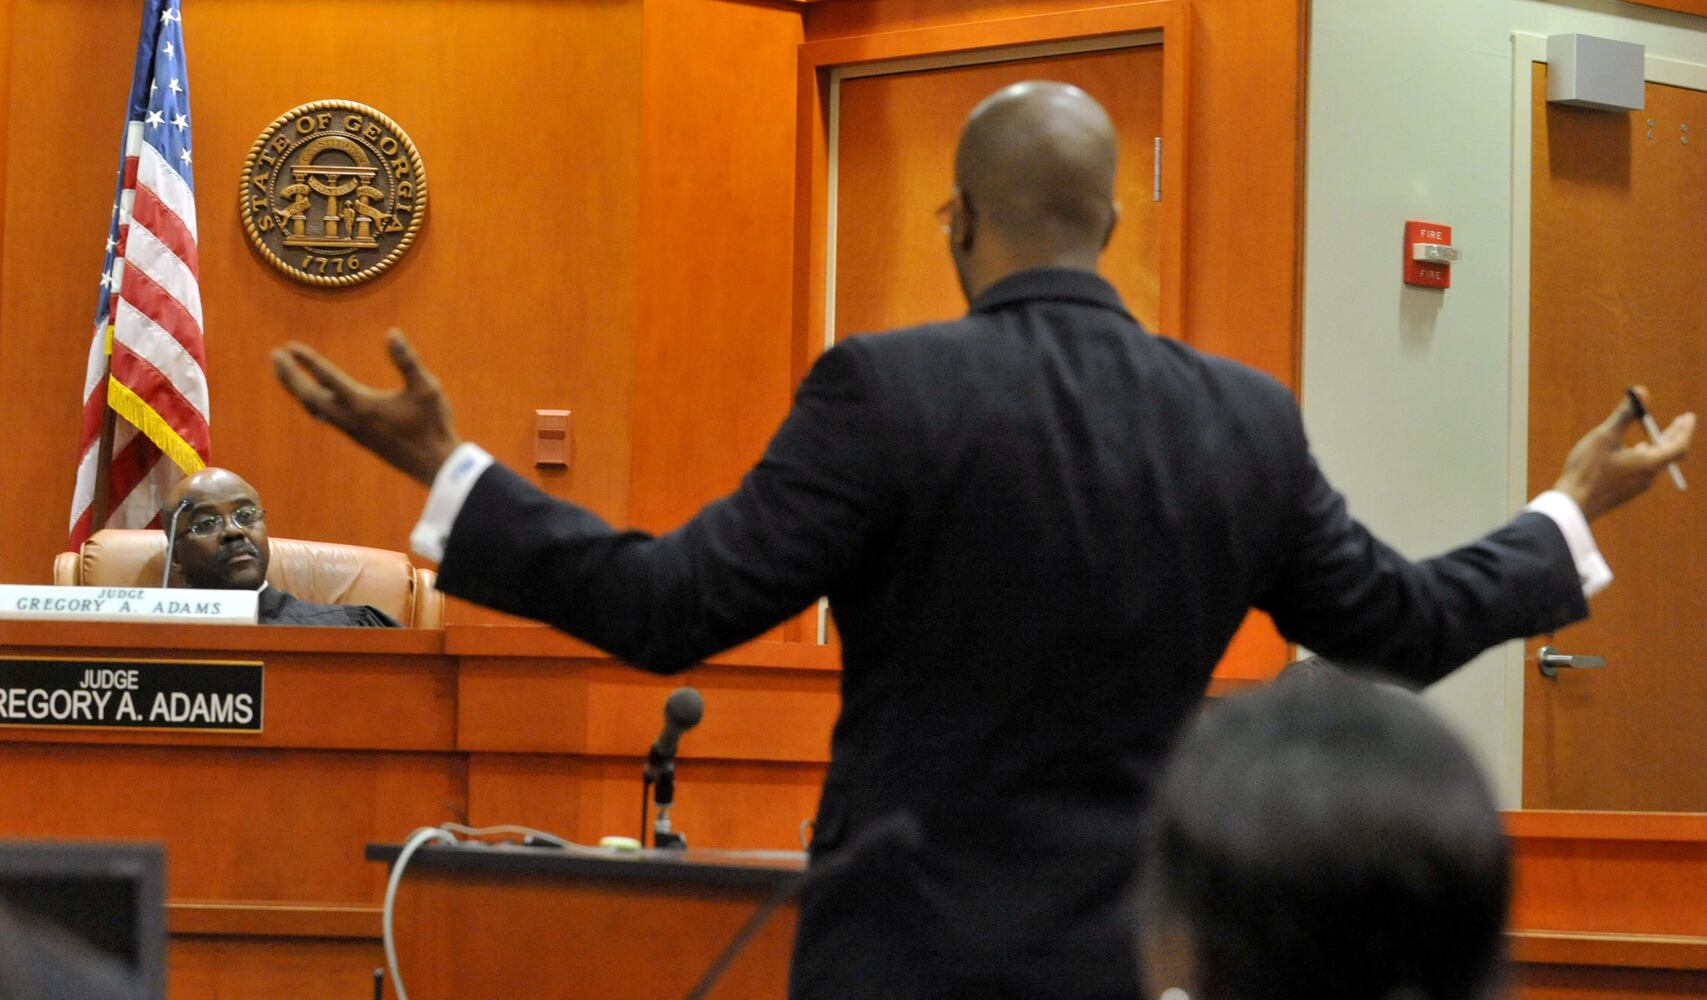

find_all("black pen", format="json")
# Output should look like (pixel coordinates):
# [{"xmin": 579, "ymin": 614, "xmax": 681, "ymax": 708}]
[{"xmin": 1626, "ymin": 387, "xmax": 1687, "ymax": 491}]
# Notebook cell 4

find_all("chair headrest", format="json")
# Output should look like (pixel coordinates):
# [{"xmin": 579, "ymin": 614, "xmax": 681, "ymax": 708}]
[{"xmin": 66, "ymin": 528, "xmax": 427, "ymax": 624}]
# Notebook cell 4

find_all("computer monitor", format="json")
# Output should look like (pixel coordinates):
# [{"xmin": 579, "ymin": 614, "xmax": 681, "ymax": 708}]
[{"xmin": 0, "ymin": 841, "xmax": 165, "ymax": 999}]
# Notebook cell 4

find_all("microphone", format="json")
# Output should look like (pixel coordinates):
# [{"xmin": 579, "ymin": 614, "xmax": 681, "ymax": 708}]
[
  {"xmin": 160, "ymin": 498, "xmax": 193, "ymax": 589},
  {"xmin": 643, "ymin": 687, "xmax": 703, "ymax": 849},
  {"xmin": 649, "ymin": 687, "xmax": 704, "ymax": 765}
]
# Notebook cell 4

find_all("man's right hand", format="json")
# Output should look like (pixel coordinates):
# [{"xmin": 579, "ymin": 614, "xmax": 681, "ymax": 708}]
[
  {"xmin": 1554, "ymin": 387, "xmax": 1695, "ymax": 521},
  {"xmin": 272, "ymin": 329, "xmax": 463, "ymax": 487}
]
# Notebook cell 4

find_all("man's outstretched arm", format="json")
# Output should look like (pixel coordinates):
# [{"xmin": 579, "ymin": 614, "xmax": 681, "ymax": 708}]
[
  {"xmin": 1259, "ymin": 390, "xmax": 1693, "ymax": 684},
  {"xmin": 274, "ymin": 330, "xmax": 899, "ymax": 672}
]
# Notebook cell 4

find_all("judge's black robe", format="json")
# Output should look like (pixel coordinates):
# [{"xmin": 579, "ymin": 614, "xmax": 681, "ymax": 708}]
[{"xmin": 257, "ymin": 586, "xmax": 399, "ymax": 627}]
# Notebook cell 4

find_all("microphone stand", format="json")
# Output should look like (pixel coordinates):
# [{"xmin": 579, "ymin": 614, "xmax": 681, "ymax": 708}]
[
  {"xmin": 641, "ymin": 687, "xmax": 702, "ymax": 849},
  {"xmin": 159, "ymin": 499, "xmax": 192, "ymax": 589},
  {"xmin": 645, "ymin": 750, "xmax": 686, "ymax": 849}
]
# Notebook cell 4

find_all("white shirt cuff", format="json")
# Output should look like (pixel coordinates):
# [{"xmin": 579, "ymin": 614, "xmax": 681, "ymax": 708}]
[
  {"xmin": 409, "ymin": 442, "xmax": 495, "ymax": 563},
  {"xmin": 1525, "ymin": 489, "xmax": 1613, "ymax": 599}
]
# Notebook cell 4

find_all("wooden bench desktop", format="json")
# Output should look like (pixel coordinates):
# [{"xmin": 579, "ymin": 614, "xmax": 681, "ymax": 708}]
[{"xmin": 367, "ymin": 842, "xmax": 803, "ymax": 999}]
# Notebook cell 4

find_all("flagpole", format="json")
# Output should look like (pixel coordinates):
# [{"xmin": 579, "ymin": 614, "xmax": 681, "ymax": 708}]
[{"xmin": 91, "ymin": 366, "xmax": 116, "ymax": 531}]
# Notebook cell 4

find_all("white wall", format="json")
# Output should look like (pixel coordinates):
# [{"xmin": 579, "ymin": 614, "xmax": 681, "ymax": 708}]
[{"xmin": 1303, "ymin": 0, "xmax": 1707, "ymax": 805}]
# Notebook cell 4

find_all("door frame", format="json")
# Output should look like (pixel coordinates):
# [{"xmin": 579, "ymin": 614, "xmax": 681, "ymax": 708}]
[
  {"xmin": 794, "ymin": 0, "xmax": 1191, "ymax": 382},
  {"xmin": 791, "ymin": 1, "xmax": 1190, "ymax": 644},
  {"xmin": 1505, "ymin": 32, "xmax": 1707, "ymax": 797},
  {"xmin": 821, "ymin": 31, "xmax": 1166, "ymax": 357}
]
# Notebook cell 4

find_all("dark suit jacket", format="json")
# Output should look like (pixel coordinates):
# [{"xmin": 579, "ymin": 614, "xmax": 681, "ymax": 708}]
[
  {"xmin": 257, "ymin": 586, "xmax": 398, "ymax": 627},
  {"xmin": 438, "ymin": 268, "xmax": 1585, "ymax": 1000}
]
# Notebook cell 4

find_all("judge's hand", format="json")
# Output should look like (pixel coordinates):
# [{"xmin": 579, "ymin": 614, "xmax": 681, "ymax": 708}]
[
  {"xmin": 272, "ymin": 330, "xmax": 462, "ymax": 487},
  {"xmin": 1554, "ymin": 386, "xmax": 1695, "ymax": 521}
]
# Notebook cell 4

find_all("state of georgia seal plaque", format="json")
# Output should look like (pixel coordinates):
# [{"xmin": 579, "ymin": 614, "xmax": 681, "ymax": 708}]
[{"xmin": 240, "ymin": 101, "xmax": 427, "ymax": 287}]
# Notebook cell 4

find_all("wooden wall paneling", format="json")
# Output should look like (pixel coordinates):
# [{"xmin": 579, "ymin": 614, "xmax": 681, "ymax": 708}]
[
  {"xmin": 0, "ymin": 0, "xmax": 132, "ymax": 582},
  {"xmin": 467, "ymin": 754, "xmax": 826, "ymax": 850},
  {"xmin": 628, "ymin": 0, "xmax": 811, "ymax": 642},
  {"xmin": 167, "ymin": 936, "xmax": 387, "ymax": 999},
  {"xmin": 1507, "ymin": 812, "xmax": 1707, "ymax": 938},
  {"xmin": 390, "ymin": 869, "xmax": 796, "ymax": 1000},
  {"xmin": 0, "ymin": 0, "xmax": 10, "ymax": 321},
  {"xmin": 456, "ymin": 658, "xmax": 839, "ymax": 762},
  {"xmin": 0, "ymin": 744, "xmax": 467, "ymax": 903},
  {"xmin": 630, "ymin": 0, "xmax": 804, "ymax": 531},
  {"xmin": 793, "ymin": 53, "xmax": 831, "ymax": 386},
  {"xmin": 0, "ymin": 0, "xmax": 647, "ymax": 586},
  {"xmin": 1494, "ymin": 811, "xmax": 1707, "ymax": 999}
]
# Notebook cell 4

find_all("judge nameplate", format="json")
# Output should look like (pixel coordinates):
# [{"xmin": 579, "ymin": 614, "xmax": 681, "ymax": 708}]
[
  {"xmin": 0, "ymin": 585, "xmax": 257, "ymax": 625},
  {"xmin": 0, "ymin": 657, "xmax": 263, "ymax": 733}
]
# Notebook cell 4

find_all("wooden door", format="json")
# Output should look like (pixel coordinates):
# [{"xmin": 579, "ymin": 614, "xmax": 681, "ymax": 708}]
[
  {"xmin": 829, "ymin": 43, "xmax": 1290, "ymax": 676},
  {"xmin": 1525, "ymin": 65, "xmax": 1707, "ymax": 810},
  {"xmin": 834, "ymin": 44, "xmax": 1165, "ymax": 340}
]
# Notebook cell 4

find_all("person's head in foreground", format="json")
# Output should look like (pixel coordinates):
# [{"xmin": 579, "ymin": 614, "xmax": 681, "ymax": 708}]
[
  {"xmin": 1137, "ymin": 672, "xmax": 1508, "ymax": 1000},
  {"xmin": 161, "ymin": 467, "xmax": 269, "ymax": 590}
]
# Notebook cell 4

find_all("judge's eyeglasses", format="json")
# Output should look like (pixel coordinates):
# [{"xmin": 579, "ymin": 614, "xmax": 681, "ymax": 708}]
[{"xmin": 184, "ymin": 506, "xmax": 266, "ymax": 537}]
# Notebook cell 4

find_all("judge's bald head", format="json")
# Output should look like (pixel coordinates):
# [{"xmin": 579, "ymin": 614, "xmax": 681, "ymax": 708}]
[
  {"xmin": 946, "ymin": 82, "xmax": 1119, "ymax": 297},
  {"xmin": 162, "ymin": 467, "xmax": 270, "ymax": 590}
]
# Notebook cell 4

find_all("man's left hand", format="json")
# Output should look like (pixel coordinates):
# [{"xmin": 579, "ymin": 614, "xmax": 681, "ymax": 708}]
[{"xmin": 1554, "ymin": 386, "xmax": 1695, "ymax": 521}]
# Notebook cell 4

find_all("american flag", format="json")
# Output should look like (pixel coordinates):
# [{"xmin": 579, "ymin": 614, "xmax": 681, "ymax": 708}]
[{"xmin": 69, "ymin": 0, "xmax": 210, "ymax": 547}]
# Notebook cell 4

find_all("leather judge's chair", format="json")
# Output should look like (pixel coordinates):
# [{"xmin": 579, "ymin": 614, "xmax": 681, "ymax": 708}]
[{"xmin": 53, "ymin": 529, "xmax": 443, "ymax": 628}]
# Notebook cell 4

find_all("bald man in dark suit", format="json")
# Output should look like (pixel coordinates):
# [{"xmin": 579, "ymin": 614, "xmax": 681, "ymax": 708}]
[{"xmin": 274, "ymin": 82, "xmax": 1692, "ymax": 999}]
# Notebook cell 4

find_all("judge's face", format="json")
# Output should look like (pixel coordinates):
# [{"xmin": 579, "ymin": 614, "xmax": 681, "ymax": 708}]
[{"xmin": 169, "ymin": 470, "xmax": 271, "ymax": 590}]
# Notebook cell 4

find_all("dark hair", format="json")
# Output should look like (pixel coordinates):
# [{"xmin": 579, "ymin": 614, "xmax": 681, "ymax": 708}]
[
  {"xmin": 1139, "ymin": 673, "xmax": 1509, "ymax": 1000},
  {"xmin": 1274, "ymin": 654, "xmax": 1339, "ymax": 685}
]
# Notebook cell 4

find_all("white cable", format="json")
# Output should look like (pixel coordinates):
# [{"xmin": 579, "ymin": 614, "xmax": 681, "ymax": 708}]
[{"xmin": 383, "ymin": 826, "xmax": 456, "ymax": 1000}]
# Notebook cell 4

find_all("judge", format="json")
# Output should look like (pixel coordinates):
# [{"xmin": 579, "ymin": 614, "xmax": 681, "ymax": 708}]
[{"xmin": 162, "ymin": 468, "xmax": 398, "ymax": 628}]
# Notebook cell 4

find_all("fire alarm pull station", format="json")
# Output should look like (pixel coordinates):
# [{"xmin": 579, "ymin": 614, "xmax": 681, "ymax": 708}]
[{"xmin": 1404, "ymin": 221, "xmax": 1460, "ymax": 289}]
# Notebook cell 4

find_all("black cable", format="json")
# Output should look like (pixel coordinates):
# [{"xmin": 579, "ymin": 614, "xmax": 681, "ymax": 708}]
[
  {"xmin": 679, "ymin": 811, "xmax": 922, "ymax": 1000},
  {"xmin": 681, "ymin": 876, "xmax": 803, "ymax": 1000}
]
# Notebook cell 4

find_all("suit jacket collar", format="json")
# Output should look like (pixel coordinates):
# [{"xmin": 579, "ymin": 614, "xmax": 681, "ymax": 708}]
[{"xmin": 968, "ymin": 267, "xmax": 1135, "ymax": 322}]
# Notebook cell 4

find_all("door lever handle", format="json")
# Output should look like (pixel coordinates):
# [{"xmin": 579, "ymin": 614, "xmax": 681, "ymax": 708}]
[{"xmin": 1538, "ymin": 645, "xmax": 1606, "ymax": 679}]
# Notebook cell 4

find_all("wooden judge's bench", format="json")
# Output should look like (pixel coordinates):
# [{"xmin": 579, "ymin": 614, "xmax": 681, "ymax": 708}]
[
  {"xmin": 2, "ymin": 620, "xmax": 1704, "ymax": 998},
  {"xmin": 0, "ymin": 619, "xmax": 842, "ymax": 997}
]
